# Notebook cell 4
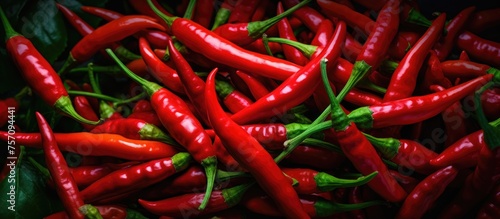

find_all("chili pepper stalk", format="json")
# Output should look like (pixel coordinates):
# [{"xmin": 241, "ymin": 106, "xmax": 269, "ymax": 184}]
[
  {"xmin": 0, "ymin": 7, "xmax": 100, "ymax": 126},
  {"xmin": 106, "ymin": 48, "xmax": 217, "ymax": 211}
]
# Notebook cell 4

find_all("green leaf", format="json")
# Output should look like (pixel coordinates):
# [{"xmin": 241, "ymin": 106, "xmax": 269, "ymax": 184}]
[{"xmin": 0, "ymin": 151, "xmax": 64, "ymax": 218}]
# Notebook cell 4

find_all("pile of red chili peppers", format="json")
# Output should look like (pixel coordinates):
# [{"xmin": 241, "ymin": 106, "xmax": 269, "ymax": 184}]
[{"xmin": 1, "ymin": 0, "xmax": 500, "ymax": 218}]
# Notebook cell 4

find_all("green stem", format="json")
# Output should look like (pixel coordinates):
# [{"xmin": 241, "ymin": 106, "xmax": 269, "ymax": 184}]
[
  {"xmin": 114, "ymin": 45, "xmax": 141, "ymax": 62},
  {"xmin": 55, "ymin": 96, "xmax": 101, "ymax": 125},
  {"xmin": 215, "ymin": 78, "xmax": 235, "ymax": 99},
  {"xmin": 336, "ymin": 60, "xmax": 372, "ymax": 103},
  {"xmin": 358, "ymin": 79, "xmax": 387, "ymax": 94},
  {"xmin": 223, "ymin": 182, "xmax": 255, "ymax": 207},
  {"xmin": 14, "ymin": 86, "xmax": 31, "ymax": 101},
  {"xmin": 321, "ymin": 58, "xmax": 350, "ymax": 131},
  {"xmin": 147, "ymin": 0, "xmax": 178, "ymax": 27},
  {"xmin": 406, "ymin": 8, "xmax": 432, "ymax": 27},
  {"xmin": 247, "ymin": 0, "xmax": 312, "ymax": 39},
  {"xmin": 474, "ymin": 82, "xmax": 500, "ymax": 149},
  {"xmin": 199, "ymin": 157, "xmax": 217, "ymax": 210},
  {"xmin": 284, "ymin": 120, "xmax": 332, "ymax": 149},
  {"xmin": 262, "ymin": 34, "xmax": 274, "ymax": 57},
  {"xmin": 79, "ymin": 204, "xmax": 103, "ymax": 219},
  {"xmin": 316, "ymin": 171, "xmax": 378, "ymax": 192},
  {"xmin": 112, "ymin": 92, "xmax": 147, "ymax": 107},
  {"xmin": 316, "ymin": 200, "xmax": 385, "ymax": 217},
  {"xmin": 362, "ymin": 133, "xmax": 400, "ymax": 159},
  {"xmin": 139, "ymin": 123, "xmax": 180, "ymax": 147},
  {"xmin": 211, "ymin": 7, "xmax": 231, "ymax": 30},
  {"xmin": 69, "ymin": 66, "xmax": 122, "ymax": 74},
  {"xmin": 266, "ymin": 37, "xmax": 318, "ymax": 58},
  {"xmin": 0, "ymin": 5, "xmax": 20, "ymax": 39},
  {"xmin": 183, "ymin": 0, "xmax": 197, "ymax": 19},
  {"xmin": 301, "ymin": 138, "xmax": 342, "ymax": 154},
  {"xmin": 27, "ymin": 157, "xmax": 51, "ymax": 181},
  {"xmin": 87, "ymin": 63, "xmax": 102, "ymax": 95},
  {"xmin": 216, "ymin": 170, "xmax": 251, "ymax": 182},
  {"xmin": 67, "ymin": 90, "xmax": 122, "ymax": 103},
  {"xmin": 105, "ymin": 48, "xmax": 162, "ymax": 96},
  {"xmin": 380, "ymin": 59, "xmax": 399, "ymax": 74}
]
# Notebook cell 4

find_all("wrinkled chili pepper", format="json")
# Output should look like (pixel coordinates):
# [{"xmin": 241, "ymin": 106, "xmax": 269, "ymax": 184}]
[
  {"xmin": 59, "ymin": 15, "xmax": 166, "ymax": 74},
  {"xmin": 139, "ymin": 183, "xmax": 254, "ymax": 217},
  {"xmin": 107, "ymin": 48, "xmax": 217, "ymax": 210},
  {"xmin": 205, "ymin": 68, "xmax": 310, "ymax": 218},
  {"xmin": 395, "ymin": 166, "xmax": 459, "ymax": 219},
  {"xmin": 36, "ymin": 112, "xmax": 86, "ymax": 219},
  {"xmin": 348, "ymin": 74, "xmax": 493, "ymax": 129},
  {"xmin": 318, "ymin": 59, "xmax": 407, "ymax": 202},
  {"xmin": 0, "ymin": 6, "xmax": 100, "ymax": 125},
  {"xmin": 212, "ymin": 0, "xmax": 311, "ymax": 46},
  {"xmin": 80, "ymin": 152, "xmax": 191, "ymax": 203},
  {"xmin": 0, "ymin": 131, "xmax": 178, "ymax": 160},
  {"xmin": 456, "ymin": 31, "xmax": 500, "ymax": 68}
]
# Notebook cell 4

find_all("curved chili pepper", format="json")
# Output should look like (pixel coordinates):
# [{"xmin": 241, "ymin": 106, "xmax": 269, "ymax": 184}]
[
  {"xmin": 229, "ymin": 21, "xmax": 346, "ymax": 125},
  {"xmin": 319, "ymin": 60, "xmax": 407, "ymax": 202},
  {"xmin": 467, "ymin": 7, "xmax": 500, "ymax": 34},
  {"xmin": 81, "ymin": 5, "xmax": 122, "ymax": 21},
  {"xmin": 430, "ymin": 117, "xmax": 500, "ymax": 168},
  {"xmin": 205, "ymin": 69, "xmax": 310, "ymax": 218},
  {"xmin": 434, "ymin": 6, "xmax": 475, "ymax": 61},
  {"xmin": 418, "ymin": 50, "xmax": 452, "ymax": 94},
  {"xmin": 139, "ymin": 183, "xmax": 253, "ymax": 217},
  {"xmin": 44, "ymin": 205, "xmax": 136, "ymax": 219},
  {"xmin": 441, "ymin": 60, "xmax": 500, "ymax": 79},
  {"xmin": 132, "ymin": 99, "xmax": 153, "ymax": 113},
  {"xmin": 457, "ymin": 31, "xmax": 500, "ymax": 68},
  {"xmin": 348, "ymin": 73, "xmax": 493, "ymax": 129},
  {"xmin": 388, "ymin": 170, "xmax": 419, "ymax": 194},
  {"xmin": 430, "ymin": 85, "xmax": 467, "ymax": 147},
  {"xmin": 395, "ymin": 166, "xmax": 459, "ymax": 219},
  {"xmin": 58, "ymin": 15, "xmax": 166, "ymax": 74},
  {"xmin": 80, "ymin": 152, "xmax": 191, "ymax": 203},
  {"xmin": 0, "ymin": 7, "xmax": 100, "ymax": 125},
  {"xmin": 191, "ymin": 0, "xmax": 215, "ymax": 28},
  {"xmin": 317, "ymin": 0, "xmax": 373, "ymax": 36},
  {"xmin": 215, "ymin": 78, "xmax": 254, "ymax": 114},
  {"xmin": 129, "ymin": 0, "xmax": 173, "ymax": 31},
  {"xmin": 138, "ymin": 38, "xmax": 184, "ymax": 94},
  {"xmin": 243, "ymin": 190, "xmax": 383, "ymax": 217},
  {"xmin": 234, "ymin": 70, "xmax": 270, "ymax": 100},
  {"xmin": 127, "ymin": 111, "xmax": 162, "ymax": 128},
  {"xmin": 0, "ymin": 131, "xmax": 178, "ymax": 160},
  {"xmin": 90, "ymin": 118, "xmax": 177, "ymax": 145},
  {"xmin": 69, "ymin": 162, "xmax": 137, "ymax": 189},
  {"xmin": 166, "ymin": 38, "xmax": 212, "ymax": 125},
  {"xmin": 481, "ymin": 87, "xmax": 500, "ymax": 120},
  {"xmin": 282, "ymin": 168, "xmax": 377, "ymax": 194},
  {"xmin": 107, "ymin": 48, "xmax": 217, "ymax": 210},
  {"xmin": 277, "ymin": 2, "xmax": 309, "ymax": 65},
  {"xmin": 212, "ymin": 136, "xmax": 242, "ymax": 171},
  {"xmin": 213, "ymin": 0, "xmax": 311, "ymax": 46},
  {"xmin": 363, "ymin": 134, "xmax": 438, "ymax": 175},
  {"xmin": 250, "ymin": 0, "xmax": 270, "ymax": 22},
  {"xmin": 35, "ymin": 112, "xmax": 86, "ymax": 219},
  {"xmin": 336, "ymin": 0, "xmax": 401, "ymax": 102},
  {"xmin": 73, "ymin": 96, "xmax": 99, "ymax": 131},
  {"xmin": 149, "ymin": 3, "xmax": 301, "ymax": 81},
  {"xmin": 439, "ymin": 85, "xmax": 500, "ymax": 218},
  {"xmin": 227, "ymin": 0, "xmax": 260, "ymax": 23},
  {"xmin": 211, "ymin": 0, "xmax": 234, "ymax": 30},
  {"xmin": 383, "ymin": 13, "xmax": 446, "ymax": 101},
  {"xmin": 476, "ymin": 183, "xmax": 500, "ymax": 219},
  {"xmin": 282, "ymin": 0, "xmax": 325, "ymax": 32}
]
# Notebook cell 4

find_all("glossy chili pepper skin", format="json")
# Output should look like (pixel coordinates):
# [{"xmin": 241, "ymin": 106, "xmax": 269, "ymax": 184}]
[
  {"xmin": 44, "ymin": 205, "xmax": 130, "ymax": 219},
  {"xmin": 228, "ymin": 0, "xmax": 261, "ymax": 23},
  {"xmin": 214, "ymin": 78, "xmax": 254, "ymax": 114},
  {"xmin": 234, "ymin": 70, "xmax": 270, "ymax": 100},
  {"xmin": 0, "ymin": 98, "xmax": 18, "ymax": 128},
  {"xmin": 282, "ymin": 0, "xmax": 325, "ymax": 33},
  {"xmin": 192, "ymin": 0, "xmax": 215, "ymax": 28},
  {"xmin": 129, "ymin": 0, "xmax": 173, "ymax": 31},
  {"xmin": 433, "ymin": 6, "xmax": 475, "ymax": 61},
  {"xmin": 476, "ymin": 183, "xmax": 500, "ymax": 219},
  {"xmin": 317, "ymin": 0, "xmax": 373, "ymax": 36},
  {"xmin": 441, "ymin": 60, "xmax": 499, "ymax": 79},
  {"xmin": 90, "ymin": 118, "xmax": 175, "ymax": 145},
  {"xmin": 73, "ymin": 96, "xmax": 99, "ymax": 131},
  {"xmin": 430, "ymin": 85, "xmax": 467, "ymax": 147},
  {"xmin": 138, "ymin": 37, "xmax": 184, "ymax": 94},
  {"xmin": 229, "ymin": 21, "xmax": 346, "ymax": 125},
  {"xmin": 139, "ymin": 183, "xmax": 252, "ymax": 217},
  {"xmin": 467, "ymin": 8, "xmax": 500, "ymax": 34},
  {"xmin": 36, "ymin": 112, "xmax": 85, "ymax": 219},
  {"xmin": 152, "ymin": 8, "xmax": 301, "ymax": 81},
  {"xmin": 430, "ymin": 129, "xmax": 484, "ymax": 168},
  {"xmin": 395, "ymin": 166, "xmax": 458, "ymax": 219},
  {"xmin": 277, "ymin": 2, "xmax": 309, "ymax": 66},
  {"xmin": 0, "ymin": 131, "xmax": 178, "ymax": 160},
  {"xmin": 384, "ymin": 13, "xmax": 447, "ymax": 102},
  {"xmin": 80, "ymin": 152, "xmax": 191, "ymax": 203},
  {"xmin": 127, "ymin": 111, "xmax": 163, "ymax": 128},
  {"xmin": 205, "ymin": 69, "xmax": 310, "ymax": 218},
  {"xmin": 348, "ymin": 74, "xmax": 493, "ymax": 129},
  {"xmin": 457, "ymin": 31, "xmax": 500, "ymax": 68}
]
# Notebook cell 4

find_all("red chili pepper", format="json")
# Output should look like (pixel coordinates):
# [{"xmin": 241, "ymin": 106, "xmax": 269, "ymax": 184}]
[
  {"xmin": 0, "ymin": 88, "xmax": 27, "ymax": 128},
  {"xmin": 229, "ymin": 21, "xmax": 346, "ymax": 125},
  {"xmin": 429, "ymin": 85, "xmax": 468, "ymax": 147},
  {"xmin": 336, "ymin": 0, "xmax": 401, "ymax": 102},
  {"xmin": 456, "ymin": 31, "xmax": 500, "ymax": 68},
  {"xmin": 69, "ymin": 162, "xmax": 138, "ymax": 188},
  {"xmin": 132, "ymin": 99, "xmax": 153, "ymax": 113},
  {"xmin": 286, "ymin": 145, "xmax": 346, "ymax": 170},
  {"xmin": 481, "ymin": 87, "xmax": 500, "ymax": 120},
  {"xmin": 149, "ymin": 3, "xmax": 301, "ymax": 81},
  {"xmin": 234, "ymin": 70, "xmax": 270, "ymax": 100},
  {"xmin": 205, "ymin": 68, "xmax": 310, "ymax": 218},
  {"xmin": 45, "ymin": 205, "xmax": 137, "ymax": 219},
  {"xmin": 383, "ymin": 13, "xmax": 447, "ymax": 102},
  {"xmin": 81, "ymin": 5, "xmax": 122, "ymax": 21},
  {"xmin": 429, "ymin": 117, "xmax": 500, "ymax": 168},
  {"xmin": 434, "ymin": 6, "xmax": 476, "ymax": 61},
  {"xmin": 250, "ymin": 0, "xmax": 270, "ymax": 22},
  {"xmin": 441, "ymin": 60, "xmax": 500, "ymax": 80},
  {"xmin": 317, "ymin": 0, "xmax": 374, "ymax": 36},
  {"xmin": 129, "ymin": 0, "xmax": 173, "ymax": 31},
  {"xmin": 0, "ymin": 131, "xmax": 178, "ymax": 161},
  {"xmin": 476, "ymin": 183, "xmax": 500, "ymax": 219},
  {"xmin": 351, "ymin": 0, "xmax": 386, "ymax": 11},
  {"xmin": 282, "ymin": 0, "xmax": 326, "ymax": 32},
  {"xmin": 319, "ymin": 60, "xmax": 407, "ymax": 202},
  {"xmin": 348, "ymin": 74, "xmax": 493, "ymax": 129},
  {"xmin": 127, "ymin": 111, "xmax": 162, "ymax": 128},
  {"xmin": 439, "ymin": 84, "xmax": 500, "ymax": 218},
  {"xmin": 276, "ymin": 2, "xmax": 309, "ymax": 65},
  {"xmin": 214, "ymin": 78, "xmax": 254, "ymax": 114},
  {"xmin": 192, "ymin": 0, "xmax": 215, "ymax": 28},
  {"xmin": 139, "ymin": 183, "xmax": 253, "ymax": 217},
  {"xmin": 80, "ymin": 152, "xmax": 191, "ymax": 203},
  {"xmin": 389, "ymin": 170, "xmax": 419, "ymax": 194},
  {"xmin": 107, "ymin": 48, "xmax": 217, "ymax": 210},
  {"xmin": 213, "ymin": 0, "xmax": 311, "ymax": 46},
  {"xmin": 0, "ymin": 7, "xmax": 100, "ymax": 126},
  {"xmin": 227, "ymin": 0, "xmax": 261, "ymax": 23},
  {"xmin": 281, "ymin": 168, "xmax": 377, "ymax": 195},
  {"xmin": 58, "ymin": 15, "xmax": 166, "ymax": 74},
  {"xmin": 35, "ymin": 112, "xmax": 85, "ymax": 219},
  {"xmin": 418, "ymin": 50, "xmax": 452, "ymax": 94},
  {"xmin": 347, "ymin": 186, "xmax": 367, "ymax": 219},
  {"xmin": 73, "ymin": 96, "xmax": 99, "ymax": 131},
  {"xmin": 243, "ymin": 190, "xmax": 383, "ymax": 217},
  {"xmin": 211, "ymin": 0, "xmax": 234, "ymax": 30},
  {"xmin": 467, "ymin": 7, "xmax": 500, "ymax": 34},
  {"xmin": 395, "ymin": 166, "xmax": 459, "ymax": 219}
]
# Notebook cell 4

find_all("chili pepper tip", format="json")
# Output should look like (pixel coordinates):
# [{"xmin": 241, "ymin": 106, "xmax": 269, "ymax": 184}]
[
  {"xmin": 147, "ymin": 0, "xmax": 177, "ymax": 27},
  {"xmin": 55, "ymin": 96, "xmax": 102, "ymax": 125}
]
